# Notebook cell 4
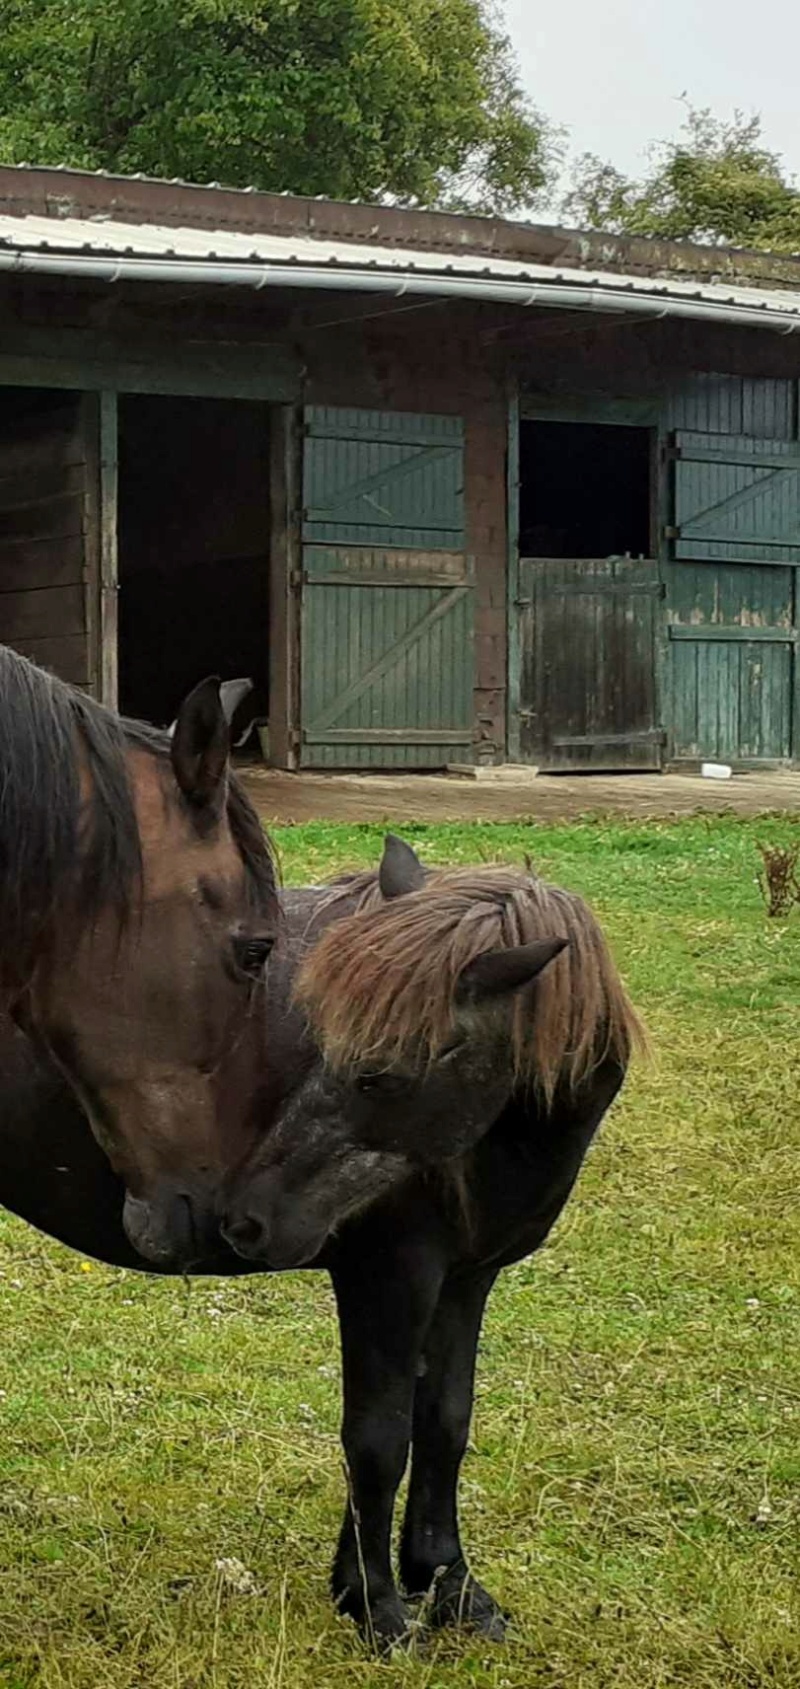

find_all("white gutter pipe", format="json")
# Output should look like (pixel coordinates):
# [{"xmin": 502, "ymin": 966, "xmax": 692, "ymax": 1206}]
[{"xmin": 0, "ymin": 247, "xmax": 799, "ymax": 334}]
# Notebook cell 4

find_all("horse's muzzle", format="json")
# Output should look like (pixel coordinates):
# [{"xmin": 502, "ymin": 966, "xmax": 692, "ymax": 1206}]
[{"xmin": 122, "ymin": 1187, "xmax": 219, "ymax": 1270}]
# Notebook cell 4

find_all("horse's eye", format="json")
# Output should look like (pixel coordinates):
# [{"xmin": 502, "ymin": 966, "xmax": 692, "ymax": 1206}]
[
  {"xmin": 356, "ymin": 1072, "xmax": 409, "ymax": 1098},
  {"xmin": 232, "ymin": 936, "xmax": 274, "ymax": 978}
]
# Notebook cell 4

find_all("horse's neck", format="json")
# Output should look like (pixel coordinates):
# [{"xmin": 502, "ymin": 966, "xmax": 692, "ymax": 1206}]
[
  {"xmin": 277, "ymin": 883, "xmax": 362, "ymax": 959},
  {"xmin": 256, "ymin": 882, "xmax": 361, "ymax": 1096}
]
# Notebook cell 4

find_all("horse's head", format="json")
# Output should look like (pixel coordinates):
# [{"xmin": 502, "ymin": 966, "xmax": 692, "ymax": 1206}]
[
  {"xmin": 0, "ymin": 650, "xmax": 276, "ymax": 1270},
  {"xmin": 221, "ymin": 837, "xmax": 576, "ymax": 1269}
]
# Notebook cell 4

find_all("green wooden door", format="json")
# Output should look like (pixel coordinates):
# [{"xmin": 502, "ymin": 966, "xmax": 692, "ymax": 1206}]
[
  {"xmin": 299, "ymin": 407, "xmax": 473, "ymax": 768},
  {"xmin": 667, "ymin": 431, "xmax": 799, "ymax": 763}
]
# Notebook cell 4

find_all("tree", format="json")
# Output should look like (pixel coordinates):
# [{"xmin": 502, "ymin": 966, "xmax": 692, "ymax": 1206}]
[
  {"xmin": 564, "ymin": 107, "xmax": 800, "ymax": 253},
  {"xmin": 0, "ymin": 0, "xmax": 553, "ymax": 214}
]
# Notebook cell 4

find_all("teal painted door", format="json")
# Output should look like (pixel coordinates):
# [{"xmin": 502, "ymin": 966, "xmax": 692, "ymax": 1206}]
[
  {"xmin": 299, "ymin": 407, "xmax": 473, "ymax": 768},
  {"xmin": 667, "ymin": 430, "xmax": 799, "ymax": 762}
]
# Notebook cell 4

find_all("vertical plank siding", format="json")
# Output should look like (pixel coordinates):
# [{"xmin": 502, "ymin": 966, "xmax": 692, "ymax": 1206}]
[{"xmin": 0, "ymin": 391, "xmax": 95, "ymax": 686}]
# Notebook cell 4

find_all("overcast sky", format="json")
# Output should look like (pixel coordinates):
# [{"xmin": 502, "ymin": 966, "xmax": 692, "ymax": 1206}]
[{"xmin": 503, "ymin": 0, "xmax": 800, "ymax": 199}]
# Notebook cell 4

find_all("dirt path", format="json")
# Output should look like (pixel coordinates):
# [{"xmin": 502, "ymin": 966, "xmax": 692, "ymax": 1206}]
[{"xmin": 240, "ymin": 765, "xmax": 800, "ymax": 827}]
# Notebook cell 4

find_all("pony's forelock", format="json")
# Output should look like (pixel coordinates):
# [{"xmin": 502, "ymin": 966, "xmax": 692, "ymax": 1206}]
[{"xmin": 296, "ymin": 866, "xmax": 645, "ymax": 1105}]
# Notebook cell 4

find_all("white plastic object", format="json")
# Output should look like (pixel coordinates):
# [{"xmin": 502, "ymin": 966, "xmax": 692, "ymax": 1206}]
[{"xmin": 701, "ymin": 762, "xmax": 732, "ymax": 779}]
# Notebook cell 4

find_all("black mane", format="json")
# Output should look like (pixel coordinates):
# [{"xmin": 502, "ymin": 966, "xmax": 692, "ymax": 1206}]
[{"xmin": 0, "ymin": 646, "xmax": 276, "ymax": 1001}]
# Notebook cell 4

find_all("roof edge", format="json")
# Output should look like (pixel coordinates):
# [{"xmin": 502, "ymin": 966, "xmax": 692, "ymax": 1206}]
[
  {"xmin": 0, "ymin": 162, "xmax": 799, "ymax": 291},
  {"xmin": 2, "ymin": 247, "xmax": 800, "ymax": 335}
]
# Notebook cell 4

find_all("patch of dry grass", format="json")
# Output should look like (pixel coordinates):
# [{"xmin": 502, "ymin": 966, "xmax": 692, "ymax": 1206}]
[{"xmin": 0, "ymin": 816, "xmax": 797, "ymax": 1688}]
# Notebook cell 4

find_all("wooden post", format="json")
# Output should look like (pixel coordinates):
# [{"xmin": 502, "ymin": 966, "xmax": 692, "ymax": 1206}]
[
  {"xmin": 505, "ymin": 384, "xmax": 521, "ymax": 762},
  {"xmin": 268, "ymin": 405, "xmax": 302, "ymax": 769},
  {"xmin": 99, "ymin": 391, "xmax": 119, "ymax": 711},
  {"xmin": 654, "ymin": 423, "xmax": 671, "ymax": 769}
]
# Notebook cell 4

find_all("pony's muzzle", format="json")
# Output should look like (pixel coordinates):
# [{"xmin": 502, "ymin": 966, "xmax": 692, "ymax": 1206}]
[{"xmin": 221, "ymin": 1200, "xmax": 327, "ymax": 1270}]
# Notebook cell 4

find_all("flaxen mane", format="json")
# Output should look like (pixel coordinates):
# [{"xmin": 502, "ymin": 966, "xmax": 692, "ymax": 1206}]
[{"xmin": 297, "ymin": 866, "xmax": 645, "ymax": 1105}]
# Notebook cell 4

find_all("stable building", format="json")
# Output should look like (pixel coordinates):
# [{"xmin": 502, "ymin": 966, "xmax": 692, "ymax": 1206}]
[{"xmin": 2, "ymin": 163, "xmax": 800, "ymax": 771}]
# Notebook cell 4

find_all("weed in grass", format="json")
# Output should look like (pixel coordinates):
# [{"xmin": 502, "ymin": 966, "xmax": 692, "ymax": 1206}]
[{"xmin": 758, "ymin": 842, "xmax": 800, "ymax": 918}]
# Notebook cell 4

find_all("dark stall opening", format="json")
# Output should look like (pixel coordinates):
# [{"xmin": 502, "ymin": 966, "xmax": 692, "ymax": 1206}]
[
  {"xmin": 519, "ymin": 420, "xmax": 652, "ymax": 559},
  {"xmin": 118, "ymin": 396, "xmax": 270, "ymax": 733}
]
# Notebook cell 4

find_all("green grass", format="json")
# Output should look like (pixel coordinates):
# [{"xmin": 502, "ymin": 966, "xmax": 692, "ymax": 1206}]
[{"xmin": 0, "ymin": 814, "xmax": 799, "ymax": 1688}]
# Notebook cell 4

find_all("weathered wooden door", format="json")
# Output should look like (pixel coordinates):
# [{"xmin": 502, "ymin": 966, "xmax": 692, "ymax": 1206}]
[
  {"xmin": 518, "ymin": 556, "xmax": 663, "ymax": 770},
  {"xmin": 299, "ymin": 407, "xmax": 472, "ymax": 768},
  {"xmin": 666, "ymin": 431, "xmax": 800, "ymax": 762}
]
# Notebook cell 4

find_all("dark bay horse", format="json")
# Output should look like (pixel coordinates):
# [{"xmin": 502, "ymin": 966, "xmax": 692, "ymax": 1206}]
[
  {"xmin": 0, "ymin": 646, "xmax": 276, "ymax": 1269},
  {"xmin": 0, "ymin": 831, "xmax": 640, "ymax": 1647}
]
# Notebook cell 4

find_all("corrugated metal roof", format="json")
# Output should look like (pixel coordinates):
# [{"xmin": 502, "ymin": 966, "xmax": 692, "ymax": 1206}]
[{"xmin": 1, "ymin": 210, "xmax": 800, "ymax": 323}]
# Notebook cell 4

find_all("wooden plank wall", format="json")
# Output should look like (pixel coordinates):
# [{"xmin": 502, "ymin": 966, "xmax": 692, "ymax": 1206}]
[{"xmin": 0, "ymin": 390, "xmax": 93, "ymax": 686}]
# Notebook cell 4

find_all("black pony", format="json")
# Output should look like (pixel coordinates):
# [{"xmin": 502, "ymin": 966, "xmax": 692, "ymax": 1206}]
[{"xmin": 218, "ymin": 837, "xmax": 644, "ymax": 1643}]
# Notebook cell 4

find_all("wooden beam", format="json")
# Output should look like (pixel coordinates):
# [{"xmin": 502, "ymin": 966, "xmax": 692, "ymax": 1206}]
[
  {"xmin": 268, "ymin": 406, "xmax": 302, "ymax": 770},
  {"xmin": 303, "ymin": 727, "xmax": 473, "ymax": 745},
  {"xmin": 99, "ymin": 393, "xmax": 119, "ymax": 710},
  {"xmin": 302, "ymin": 568, "xmax": 466, "ymax": 588},
  {"xmin": 81, "ymin": 393, "xmax": 101, "ymax": 700},
  {"xmin": 668, "ymin": 624, "xmax": 796, "ymax": 642},
  {"xmin": 0, "ymin": 326, "xmax": 301, "ymax": 402},
  {"xmin": 505, "ymin": 384, "xmax": 521, "ymax": 761}
]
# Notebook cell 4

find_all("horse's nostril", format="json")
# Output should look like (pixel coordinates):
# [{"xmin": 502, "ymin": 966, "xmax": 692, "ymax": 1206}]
[{"xmin": 222, "ymin": 1211, "xmax": 265, "ymax": 1254}]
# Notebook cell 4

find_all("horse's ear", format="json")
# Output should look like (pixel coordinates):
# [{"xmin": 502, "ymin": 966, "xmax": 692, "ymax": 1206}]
[
  {"xmin": 455, "ymin": 938, "xmax": 568, "ymax": 1003},
  {"xmin": 219, "ymin": 677, "xmax": 253, "ymax": 726},
  {"xmin": 379, "ymin": 834, "xmax": 426, "ymax": 900},
  {"xmin": 171, "ymin": 676, "xmax": 229, "ymax": 809}
]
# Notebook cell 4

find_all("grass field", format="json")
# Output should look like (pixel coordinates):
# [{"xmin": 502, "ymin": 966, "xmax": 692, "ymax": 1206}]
[{"xmin": 0, "ymin": 814, "xmax": 798, "ymax": 1689}]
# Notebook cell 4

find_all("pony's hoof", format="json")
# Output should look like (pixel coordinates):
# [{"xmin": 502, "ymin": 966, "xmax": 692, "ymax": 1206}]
[
  {"xmin": 334, "ymin": 1585, "xmax": 417, "ymax": 1651},
  {"xmin": 429, "ymin": 1563, "xmax": 509, "ymax": 1639},
  {"xmin": 369, "ymin": 1594, "xmax": 420, "ymax": 1651}
]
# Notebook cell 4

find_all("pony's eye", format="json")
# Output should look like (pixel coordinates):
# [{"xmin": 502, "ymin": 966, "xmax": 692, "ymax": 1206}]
[
  {"xmin": 232, "ymin": 935, "xmax": 274, "ymax": 978},
  {"xmin": 356, "ymin": 1071, "xmax": 409, "ymax": 1098}
]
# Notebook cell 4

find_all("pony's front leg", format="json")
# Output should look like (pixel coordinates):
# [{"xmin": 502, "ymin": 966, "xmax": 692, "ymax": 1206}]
[
  {"xmin": 330, "ymin": 1227, "xmax": 446, "ymax": 1647},
  {"xmin": 400, "ymin": 1266, "xmax": 506, "ymax": 1637}
]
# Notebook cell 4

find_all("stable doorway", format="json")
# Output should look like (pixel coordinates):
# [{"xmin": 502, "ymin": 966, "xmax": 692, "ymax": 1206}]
[
  {"xmin": 117, "ymin": 396, "xmax": 270, "ymax": 734},
  {"xmin": 514, "ymin": 416, "xmax": 663, "ymax": 771}
]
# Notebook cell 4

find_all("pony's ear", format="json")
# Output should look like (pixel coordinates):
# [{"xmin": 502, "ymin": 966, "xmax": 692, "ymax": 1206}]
[
  {"xmin": 455, "ymin": 938, "xmax": 568, "ymax": 1003},
  {"xmin": 379, "ymin": 834, "xmax": 426, "ymax": 900},
  {"xmin": 171, "ymin": 676, "xmax": 229, "ymax": 810}
]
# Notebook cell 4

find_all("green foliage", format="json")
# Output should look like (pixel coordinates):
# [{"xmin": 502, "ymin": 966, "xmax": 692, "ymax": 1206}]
[
  {"xmin": 0, "ymin": 0, "xmax": 551, "ymax": 212},
  {"xmin": 565, "ymin": 106, "xmax": 800, "ymax": 252}
]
